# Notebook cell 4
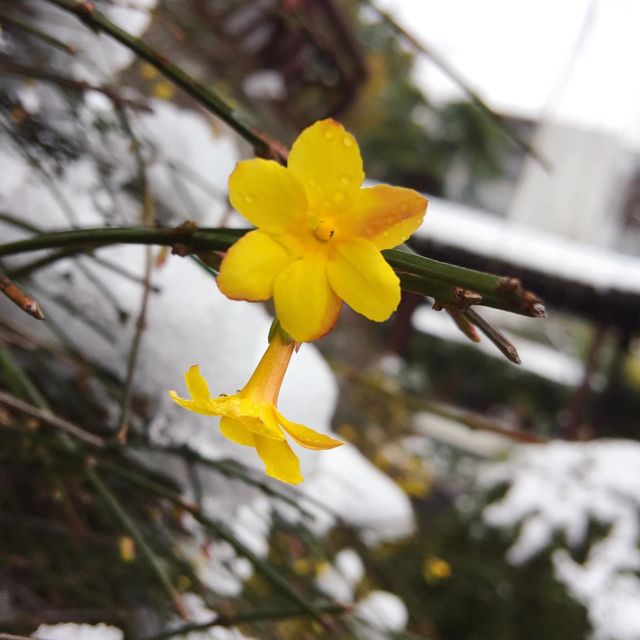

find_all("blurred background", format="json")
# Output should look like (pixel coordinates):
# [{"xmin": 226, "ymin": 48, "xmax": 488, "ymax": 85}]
[{"xmin": 1, "ymin": 1, "xmax": 640, "ymax": 639}]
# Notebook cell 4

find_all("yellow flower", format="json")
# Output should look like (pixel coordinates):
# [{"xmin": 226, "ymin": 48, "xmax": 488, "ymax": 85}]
[
  {"xmin": 423, "ymin": 555, "xmax": 452, "ymax": 583},
  {"xmin": 168, "ymin": 331, "xmax": 343, "ymax": 484},
  {"xmin": 217, "ymin": 119, "xmax": 428, "ymax": 342}
]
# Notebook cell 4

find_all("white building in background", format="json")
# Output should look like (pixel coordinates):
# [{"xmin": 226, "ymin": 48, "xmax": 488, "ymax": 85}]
[
  {"xmin": 383, "ymin": 0, "xmax": 640, "ymax": 255},
  {"xmin": 506, "ymin": 122, "xmax": 640, "ymax": 250}
]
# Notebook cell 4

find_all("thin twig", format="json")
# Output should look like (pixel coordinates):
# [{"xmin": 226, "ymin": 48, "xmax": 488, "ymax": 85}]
[
  {"xmin": 463, "ymin": 308, "xmax": 521, "ymax": 365},
  {"xmin": 0, "ymin": 13, "xmax": 77, "ymax": 54},
  {"xmin": 0, "ymin": 346, "xmax": 50, "ymax": 409},
  {"xmin": 0, "ymin": 389, "xmax": 105, "ymax": 447},
  {"xmin": 116, "ymin": 108, "xmax": 154, "ymax": 444},
  {"xmin": 0, "ymin": 272, "xmax": 45, "ymax": 319},
  {"xmin": 42, "ymin": 0, "xmax": 286, "ymax": 159},
  {"xmin": 0, "ymin": 57, "xmax": 152, "ymax": 112},
  {"xmin": 84, "ymin": 461, "xmax": 188, "ymax": 619}
]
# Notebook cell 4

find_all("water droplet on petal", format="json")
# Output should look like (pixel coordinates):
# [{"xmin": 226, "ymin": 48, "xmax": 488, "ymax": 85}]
[
  {"xmin": 340, "ymin": 175, "xmax": 351, "ymax": 186},
  {"xmin": 334, "ymin": 190, "xmax": 346, "ymax": 204},
  {"xmin": 325, "ymin": 130, "xmax": 335, "ymax": 140},
  {"xmin": 364, "ymin": 226, "xmax": 375, "ymax": 236},
  {"xmin": 342, "ymin": 135, "xmax": 354, "ymax": 147},
  {"xmin": 400, "ymin": 203, "xmax": 408, "ymax": 212},
  {"xmin": 244, "ymin": 195, "xmax": 254, "ymax": 204},
  {"xmin": 383, "ymin": 231, "xmax": 391, "ymax": 238}
]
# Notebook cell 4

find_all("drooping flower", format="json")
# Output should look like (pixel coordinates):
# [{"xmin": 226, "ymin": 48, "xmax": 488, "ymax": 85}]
[
  {"xmin": 169, "ymin": 330, "xmax": 343, "ymax": 484},
  {"xmin": 217, "ymin": 119, "xmax": 428, "ymax": 342}
]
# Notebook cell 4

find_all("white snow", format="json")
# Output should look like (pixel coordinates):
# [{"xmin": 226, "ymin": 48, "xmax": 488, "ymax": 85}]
[
  {"xmin": 413, "ymin": 411, "xmax": 512, "ymax": 459},
  {"xmin": 481, "ymin": 440, "xmax": 640, "ymax": 640},
  {"xmin": 412, "ymin": 304, "xmax": 584, "ymax": 386},
  {"xmin": 314, "ymin": 550, "xmax": 409, "ymax": 639},
  {"xmin": 316, "ymin": 548, "xmax": 364, "ymax": 605},
  {"xmin": 32, "ymin": 623, "xmax": 123, "ymax": 640},
  {"xmin": 353, "ymin": 590, "xmax": 409, "ymax": 640},
  {"xmin": 243, "ymin": 70, "xmax": 286, "ymax": 101},
  {"xmin": 166, "ymin": 592, "xmax": 256, "ymax": 640},
  {"xmin": 302, "ymin": 445, "xmax": 414, "ymax": 543}
]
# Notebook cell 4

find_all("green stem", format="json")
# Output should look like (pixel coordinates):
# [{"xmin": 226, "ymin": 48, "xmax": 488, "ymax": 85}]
[
  {"xmin": 42, "ymin": 0, "xmax": 275, "ymax": 155},
  {"xmin": 0, "ymin": 225, "xmax": 545, "ymax": 317},
  {"xmin": 84, "ymin": 463, "xmax": 187, "ymax": 617},
  {"xmin": 0, "ymin": 225, "xmax": 243, "ymax": 257}
]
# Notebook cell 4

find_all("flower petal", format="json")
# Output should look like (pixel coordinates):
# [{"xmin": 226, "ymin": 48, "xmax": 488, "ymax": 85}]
[
  {"xmin": 168, "ymin": 390, "xmax": 218, "ymax": 416},
  {"xmin": 343, "ymin": 185, "xmax": 428, "ymax": 250},
  {"xmin": 327, "ymin": 237, "xmax": 400, "ymax": 321},
  {"xmin": 288, "ymin": 119, "xmax": 364, "ymax": 215},
  {"xmin": 185, "ymin": 365, "xmax": 211, "ymax": 403},
  {"xmin": 216, "ymin": 397, "xmax": 285, "ymax": 441},
  {"xmin": 277, "ymin": 412, "xmax": 344, "ymax": 451},
  {"xmin": 239, "ymin": 416, "xmax": 284, "ymax": 441},
  {"xmin": 229, "ymin": 158, "xmax": 307, "ymax": 232},
  {"xmin": 273, "ymin": 256, "xmax": 342, "ymax": 342},
  {"xmin": 217, "ymin": 230, "xmax": 292, "ymax": 301},
  {"xmin": 254, "ymin": 434, "xmax": 303, "ymax": 484},
  {"xmin": 219, "ymin": 416, "xmax": 255, "ymax": 447}
]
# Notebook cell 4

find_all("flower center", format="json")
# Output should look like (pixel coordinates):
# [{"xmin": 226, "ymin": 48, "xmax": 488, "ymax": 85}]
[{"xmin": 307, "ymin": 215, "xmax": 334, "ymax": 243}]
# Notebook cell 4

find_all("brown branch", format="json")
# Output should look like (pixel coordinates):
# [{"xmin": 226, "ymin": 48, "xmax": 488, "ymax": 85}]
[
  {"xmin": 116, "ymin": 107, "xmax": 154, "ymax": 444},
  {"xmin": 464, "ymin": 308, "xmax": 522, "ymax": 365},
  {"xmin": 0, "ymin": 272, "xmax": 45, "ymax": 319},
  {"xmin": 0, "ymin": 56, "xmax": 152, "ymax": 112},
  {"xmin": 0, "ymin": 389, "xmax": 105, "ymax": 447}
]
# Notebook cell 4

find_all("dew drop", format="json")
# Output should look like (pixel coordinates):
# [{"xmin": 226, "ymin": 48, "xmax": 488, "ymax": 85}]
[
  {"xmin": 243, "ymin": 194, "xmax": 254, "ymax": 203},
  {"xmin": 383, "ymin": 231, "xmax": 391, "ymax": 238},
  {"xmin": 325, "ymin": 130, "xmax": 335, "ymax": 140},
  {"xmin": 386, "ymin": 215, "xmax": 396, "ymax": 224},
  {"xmin": 364, "ymin": 226, "xmax": 375, "ymax": 236},
  {"xmin": 334, "ymin": 190, "xmax": 346, "ymax": 203},
  {"xmin": 400, "ymin": 203, "xmax": 408, "ymax": 212},
  {"xmin": 340, "ymin": 175, "xmax": 351, "ymax": 186},
  {"xmin": 342, "ymin": 135, "xmax": 354, "ymax": 147}
]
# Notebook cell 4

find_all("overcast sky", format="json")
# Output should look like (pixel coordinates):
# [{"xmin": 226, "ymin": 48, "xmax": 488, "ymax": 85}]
[{"xmin": 378, "ymin": 0, "xmax": 640, "ymax": 146}]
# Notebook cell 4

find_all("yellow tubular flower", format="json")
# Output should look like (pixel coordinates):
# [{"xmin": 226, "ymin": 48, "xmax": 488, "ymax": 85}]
[
  {"xmin": 168, "ymin": 331, "xmax": 343, "ymax": 484},
  {"xmin": 217, "ymin": 119, "xmax": 428, "ymax": 343}
]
